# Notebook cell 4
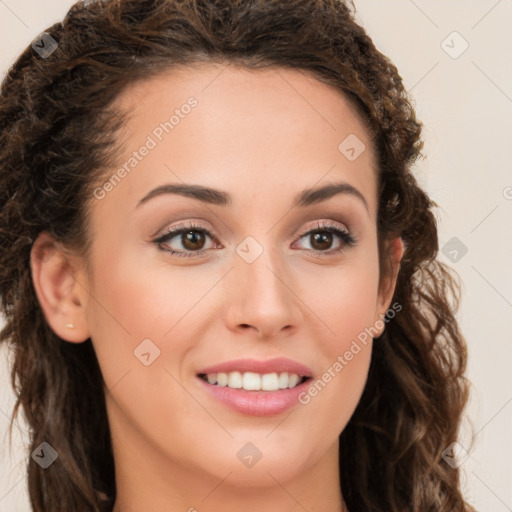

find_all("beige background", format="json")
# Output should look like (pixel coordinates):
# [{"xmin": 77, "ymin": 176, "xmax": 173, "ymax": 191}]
[{"xmin": 1, "ymin": 1, "xmax": 511, "ymax": 510}]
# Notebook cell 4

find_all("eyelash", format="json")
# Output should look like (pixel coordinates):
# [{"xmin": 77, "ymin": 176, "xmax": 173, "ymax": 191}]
[{"xmin": 153, "ymin": 220, "xmax": 357, "ymax": 258}]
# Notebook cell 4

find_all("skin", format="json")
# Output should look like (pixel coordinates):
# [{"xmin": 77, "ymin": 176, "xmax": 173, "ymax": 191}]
[{"xmin": 31, "ymin": 64, "xmax": 403, "ymax": 512}]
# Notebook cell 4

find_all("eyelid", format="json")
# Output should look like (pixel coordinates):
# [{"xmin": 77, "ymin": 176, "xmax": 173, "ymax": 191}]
[
  {"xmin": 153, "ymin": 218, "xmax": 357, "ymax": 257},
  {"xmin": 150, "ymin": 217, "xmax": 217, "ymax": 240},
  {"xmin": 293, "ymin": 220, "xmax": 356, "ymax": 252},
  {"xmin": 299, "ymin": 218, "xmax": 350, "ymax": 236},
  {"xmin": 153, "ymin": 220, "xmax": 220, "ymax": 251}
]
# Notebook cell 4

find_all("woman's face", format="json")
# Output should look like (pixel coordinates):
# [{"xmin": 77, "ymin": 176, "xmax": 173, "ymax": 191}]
[{"xmin": 41, "ymin": 64, "xmax": 402, "ymax": 499}]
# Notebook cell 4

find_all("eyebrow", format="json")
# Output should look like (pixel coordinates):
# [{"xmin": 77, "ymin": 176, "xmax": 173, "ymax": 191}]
[{"xmin": 137, "ymin": 181, "xmax": 369, "ymax": 213}]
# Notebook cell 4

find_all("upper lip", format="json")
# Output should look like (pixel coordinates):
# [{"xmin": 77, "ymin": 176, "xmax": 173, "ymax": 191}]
[{"xmin": 197, "ymin": 358, "xmax": 313, "ymax": 377}]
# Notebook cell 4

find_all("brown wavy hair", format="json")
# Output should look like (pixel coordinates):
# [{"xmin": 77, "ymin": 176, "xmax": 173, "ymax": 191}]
[{"xmin": 0, "ymin": 0, "xmax": 476, "ymax": 511}]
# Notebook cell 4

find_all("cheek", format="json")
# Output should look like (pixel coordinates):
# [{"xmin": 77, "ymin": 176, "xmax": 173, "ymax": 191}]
[
  {"xmin": 85, "ymin": 243, "xmax": 187, "ymax": 340},
  {"xmin": 82, "ymin": 242, "xmax": 169, "ymax": 390},
  {"xmin": 83, "ymin": 242, "xmax": 223, "ymax": 401},
  {"xmin": 295, "ymin": 249, "xmax": 381, "ymax": 345},
  {"xmin": 82, "ymin": 250, "xmax": 206, "ymax": 448},
  {"xmin": 295, "ymin": 274, "xmax": 377, "ymax": 453},
  {"xmin": 293, "ymin": 250, "xmax": 380, "ymax": 421}
]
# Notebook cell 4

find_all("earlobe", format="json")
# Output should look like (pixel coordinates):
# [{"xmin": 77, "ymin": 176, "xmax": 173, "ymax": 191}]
[{"xmin": 30, "ymin": 231, "xmax": 90, "ymax": 343}]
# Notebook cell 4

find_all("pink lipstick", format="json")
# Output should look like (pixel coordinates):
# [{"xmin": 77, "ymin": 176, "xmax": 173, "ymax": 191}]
[{"xmin": 196, "ymin": 357, "xmax": 313, "ymax": 416}]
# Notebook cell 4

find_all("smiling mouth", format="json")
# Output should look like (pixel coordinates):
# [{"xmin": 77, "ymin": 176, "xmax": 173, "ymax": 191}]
[{"xmin": 198, "ymin": 371, "xmax": 310, "ymax": 391}]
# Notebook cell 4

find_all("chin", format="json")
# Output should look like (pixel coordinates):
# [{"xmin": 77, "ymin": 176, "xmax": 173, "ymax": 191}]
[{"xmin": 192, "ymin": 436, "xmax": 318, "ymax": 488}]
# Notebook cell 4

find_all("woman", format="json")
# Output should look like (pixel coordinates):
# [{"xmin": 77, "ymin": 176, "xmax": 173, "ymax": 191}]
[{"xmin": 0, "ymin": 0, "xmax": 476, "ymax": 510}]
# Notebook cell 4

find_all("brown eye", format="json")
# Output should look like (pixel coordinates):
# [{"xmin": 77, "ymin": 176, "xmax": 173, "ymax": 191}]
[
  {"xmin": 293, "ymin": 222, "xmax": 356, "ymax": 255},
  {"xmin": 309, "ymin": 231, "xmax": 334, "ymax": 251},
  {"xmin": 154, "ymin": 223, "xmax": 217, "ymax": 257},
  {"xmin": 181, "ymin": 230, "xmax": 206, "ymax": 251}
]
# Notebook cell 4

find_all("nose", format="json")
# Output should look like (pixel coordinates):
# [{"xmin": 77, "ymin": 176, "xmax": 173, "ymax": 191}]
[{"xmin": 225, "ymin": 243, "xmax": 303, "ymax": 340}]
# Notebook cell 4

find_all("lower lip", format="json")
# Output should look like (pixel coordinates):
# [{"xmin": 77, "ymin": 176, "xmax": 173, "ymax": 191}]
[{"xmin": 197, "ymin": 376, "xmax": 311, "ymax": 416}]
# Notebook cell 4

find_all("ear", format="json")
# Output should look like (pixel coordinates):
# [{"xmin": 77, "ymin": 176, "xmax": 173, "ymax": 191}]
[
  {"xmin": 373, "ymin": 236, "xmax": 404, "ymax": 334},
  {"xmin": 30, "ymin": 231, "xmax": 91, "ymax": 343}
]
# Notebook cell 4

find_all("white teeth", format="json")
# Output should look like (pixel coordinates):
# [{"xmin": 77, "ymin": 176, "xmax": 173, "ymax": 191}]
[
  {"xmin": 202, "ymin": 371, "xmax": 305, "ymax": 391},
  {"xmin": 288, "ymin": 373, "xmax": 300, "ymax": 388},
  {"xmin": 278, "ymin": 372, "xmax": 289, "ymax": 389},
  {"xmin": 242, "ymin": 372, "xmax": 261, "ymax": 391},
  {"xmin": 261, "ymin": 372, "xmax": 279, "ymax": 391},
  {"xmin": 227, "ymin": 371, "xmax": 242, "ymax": 389},
  {"xmin": 217, "ymin": 372, "xmax": 228, "ymax": 386}
]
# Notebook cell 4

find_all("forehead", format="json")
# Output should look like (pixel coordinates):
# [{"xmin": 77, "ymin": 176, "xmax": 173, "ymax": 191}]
[{"xmin": 98, "ymin": 63, "xmax": 378, "ymax": 216}]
